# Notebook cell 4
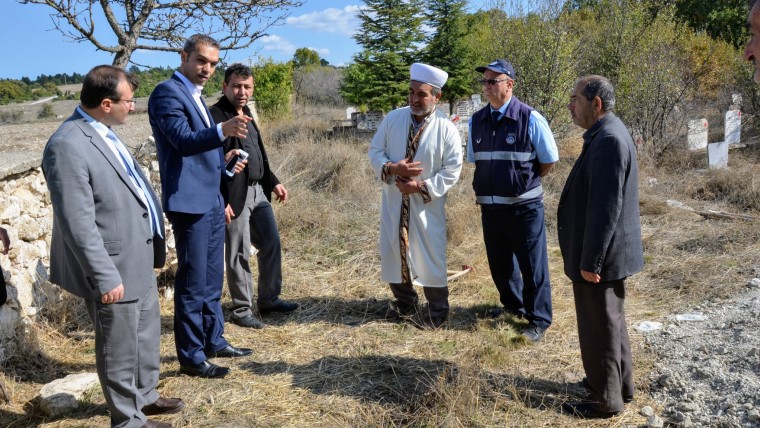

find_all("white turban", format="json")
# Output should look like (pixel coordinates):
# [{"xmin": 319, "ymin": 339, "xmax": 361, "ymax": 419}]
[{"xmin": 410, "ymin": 63, "xmax": 448, "ymax": 89}]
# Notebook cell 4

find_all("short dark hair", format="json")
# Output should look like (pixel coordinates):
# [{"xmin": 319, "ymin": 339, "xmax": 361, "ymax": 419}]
[
  {"xmin": 80, "ymin": 65, "xmax": 138, "ymax": 109},
  {"xmin": 224, "ymin": 63, "xmax": 254, "ymax": 84},
  {"xmin": 580, "ymin": 75, "xmax": 615, "ymax": 112},
  {"xmin": 183, "ymin": 34, "xmax": 220, "ymax": 55}
]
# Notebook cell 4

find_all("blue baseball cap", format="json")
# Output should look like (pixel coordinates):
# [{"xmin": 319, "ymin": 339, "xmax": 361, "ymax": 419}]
[{"xmin": 476, "ymin": 59, "xmax": 515, "ymax": 78}]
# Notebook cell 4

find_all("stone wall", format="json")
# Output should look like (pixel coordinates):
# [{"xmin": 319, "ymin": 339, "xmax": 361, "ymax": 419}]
[{"xmin": 0, "ymin": 166, "xmax": 56, "ymax": 360}]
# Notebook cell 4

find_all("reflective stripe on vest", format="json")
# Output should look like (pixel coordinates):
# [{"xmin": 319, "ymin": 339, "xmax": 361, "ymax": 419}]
[
  {"xmin": 473, "ymin": 150, "xmax": 537, "ymax": 162},
  {"xmin": 476, "ymin": 185, "xmax": 544, "ymax": 205}
]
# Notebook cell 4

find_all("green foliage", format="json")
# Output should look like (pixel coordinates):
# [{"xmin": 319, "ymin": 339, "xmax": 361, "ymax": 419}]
[
  {"xmin": 293, "ymin": 48, "xmax": 322, "ymax": 69},
  {"xmin": 342, "ymin": 0, "xmax": 425, "ymax": 111},
  {"xmin": 37, "ymin": 103, "xmax": 55, "ymax": 119},
  {"xmin": 253, "ymin": 58, "xmax": 293, "ymax": 119},
  {"xmin": 673, "ymin": 0, "xmax": 748, "ymax": 49},
  {"xmin": 422, "ymin": 0, "xmax": 473, "ymax": 108},
  {"xmin": 0, "ymin": 80, "xmax": 28, "ymax": 104}
]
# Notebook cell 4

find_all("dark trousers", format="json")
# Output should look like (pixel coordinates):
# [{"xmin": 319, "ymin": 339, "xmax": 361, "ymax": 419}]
[
  {"xmin": 85, "ymin": 287, "xmax": 160, "ymax": 428},
  {"xmin": 168, "ymin": 200, "xmax": 229, "ymax": 366},
  {"xmin": 481, "ymin": 200, "xmax": 552, "ymax": 329},
  {"xmin": 572, "ymin": 279, "xmax": 634, "ymax": 413},
  {"xmin": 389, "ymin": 283, "xmax": 449, "ymax": 318},
  {"xmin": 225, "ymin": 184, "xmax": 283, "ymax": 318}
]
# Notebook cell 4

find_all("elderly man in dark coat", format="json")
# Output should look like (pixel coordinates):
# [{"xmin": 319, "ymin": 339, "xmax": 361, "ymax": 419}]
[{"xmin": 559, "ymin": 75, "xmax": 644, "ymax": 419}]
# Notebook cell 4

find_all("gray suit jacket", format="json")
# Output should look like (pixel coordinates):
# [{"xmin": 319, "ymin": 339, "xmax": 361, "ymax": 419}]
[
  {"xmin": 557, "ymin": 113, "xmax": 643, "ymax": 283},
  {"xmin": 43, "ymin": 109, "xmax": 166, "ymax": 301}
]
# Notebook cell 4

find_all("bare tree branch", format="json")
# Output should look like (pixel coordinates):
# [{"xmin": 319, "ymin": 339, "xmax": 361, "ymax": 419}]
[{"xmin": 19, "ymin": 0, "xmax": 304, "ymax": 67}]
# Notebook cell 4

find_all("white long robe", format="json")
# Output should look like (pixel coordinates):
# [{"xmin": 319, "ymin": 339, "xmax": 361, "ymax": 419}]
[{"xmin": 368, "ymin": 107, "xmax": 463, "ymax": 287}]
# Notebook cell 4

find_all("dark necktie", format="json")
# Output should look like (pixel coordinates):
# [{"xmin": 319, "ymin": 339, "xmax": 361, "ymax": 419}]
[{"xmin": 492, "ymin": 110, "xmax": 501, "ymax": 124}]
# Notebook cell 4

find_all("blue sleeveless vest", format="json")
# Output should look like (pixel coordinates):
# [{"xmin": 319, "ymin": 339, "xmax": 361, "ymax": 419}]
[{"xmin": 471, "ymin": 96, "xmax": 543, "ymax": 205}]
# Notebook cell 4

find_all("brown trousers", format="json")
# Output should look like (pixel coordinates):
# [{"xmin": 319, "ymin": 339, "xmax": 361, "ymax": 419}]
[
  {"xmin": 389, "ymin": 283, "xmax": 449, "ymax": 318},
  {"xmin": 572, "ymin": 279, "xmax": 634, "ymax": 412}
]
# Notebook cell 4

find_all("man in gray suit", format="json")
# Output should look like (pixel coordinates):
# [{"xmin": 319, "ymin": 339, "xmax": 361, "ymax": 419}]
[
  {"xmin": 43, "ymin": 65, "xmax": 184, "ymax": 428},
  {"xmin": 558, "ymin": 75, "xmax": 643, "ymax": 419}
]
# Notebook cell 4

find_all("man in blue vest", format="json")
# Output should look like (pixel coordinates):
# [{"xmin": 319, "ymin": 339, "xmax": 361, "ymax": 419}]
[{"xmin": 468, "ymin": 59, "xmax": 558, "ymax": 342}]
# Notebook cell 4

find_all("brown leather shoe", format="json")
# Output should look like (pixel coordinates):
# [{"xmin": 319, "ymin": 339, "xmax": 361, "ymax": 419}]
[
  {"xmin": 141, "ymin": 419, "xmax": 172, "ymax": 428},
  {"xmin": 142, "ymin": 396, "xmax": 185, "ymax": 416}
]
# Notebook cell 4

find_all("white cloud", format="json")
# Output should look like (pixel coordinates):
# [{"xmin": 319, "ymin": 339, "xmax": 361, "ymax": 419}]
[
  {"xmin": 286, "ymin": 5, "xmax": 363, "ymax": 37},
  {"xmin": 259, "ymin": 35, "xmax": 296, "ymax": 55},
  {"xmin": 308, "ymin": 47, "xmax": 331, "ymax": 56}
]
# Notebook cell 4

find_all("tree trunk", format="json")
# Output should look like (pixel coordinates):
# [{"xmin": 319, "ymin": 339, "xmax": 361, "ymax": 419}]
[{"xmin": 112, "ymin": 48, "xmax": 133, "ymax": 69}]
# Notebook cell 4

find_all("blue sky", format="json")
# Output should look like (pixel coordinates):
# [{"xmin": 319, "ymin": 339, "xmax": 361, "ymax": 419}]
[{"xmin": 1, "ymin": 0, "xmax": 491, "ymax": 80}]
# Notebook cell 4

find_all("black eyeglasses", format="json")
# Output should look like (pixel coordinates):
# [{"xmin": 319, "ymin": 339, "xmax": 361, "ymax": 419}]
[
  {"xmin": 113, "ymin": 98, "xmax": 137, "ymax": 106},
  {"xmin": 479, "ymin": 78, "xmax": 509, "ymax": 86}
]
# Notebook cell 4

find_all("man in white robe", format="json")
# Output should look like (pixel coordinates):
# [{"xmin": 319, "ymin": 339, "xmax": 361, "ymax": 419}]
[{"xmin": 368, "ymin": 63, "xmax": 463, "ymax": 328}]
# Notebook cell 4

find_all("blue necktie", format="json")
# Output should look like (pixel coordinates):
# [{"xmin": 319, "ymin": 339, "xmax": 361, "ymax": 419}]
[
  {"xmin": 106, "ymin": 130, "xmax": 163, "ymax": 238},
  {"xmin": 491, "ymin": 110, "xmax": 501, "ymax": 124}
]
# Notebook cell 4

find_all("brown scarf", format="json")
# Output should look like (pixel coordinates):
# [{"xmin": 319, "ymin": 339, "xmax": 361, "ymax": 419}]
[{"xmin": 398, "ymin": 114, "xmax": 432, "ymax": 283}]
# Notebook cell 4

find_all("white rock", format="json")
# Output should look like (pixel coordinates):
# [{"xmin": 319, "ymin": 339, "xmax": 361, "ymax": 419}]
[
  {"xmin": 0, "ymin": 202, "xmax": 20, "ymax": 222},
  {"xmin": 749, "ymin": 409, "xmax": 760, "ymax": 421},
  {"xmin": 39, "ymin": 373, "xmax": 100, "ymax": 417},
  {"xmin": 647, "ymin": 414, "xmax": 664, "ymax": 428},
  {"xmin": 0, "ymin": 306, "xmax": 20, "ymax": 341},
  {"xmin": 640, "ymin": 405, "xmax": 655, "ymax": 416}
]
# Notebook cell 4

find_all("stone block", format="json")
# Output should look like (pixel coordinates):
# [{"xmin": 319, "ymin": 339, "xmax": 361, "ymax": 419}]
[
  {"xmin": 39, "ymin": 373, "xmax": 100, "ymax": 417},
  {"xmin": 725, "ymin": 110, "xmax": 741, "ymax": 145},
  {"xmin": 707, "ymin": 141, "xmax": 729, "ymax": 169},
  {"xmin": 687, "ymin": 118, "xmax": 707, "ymax": 151}
]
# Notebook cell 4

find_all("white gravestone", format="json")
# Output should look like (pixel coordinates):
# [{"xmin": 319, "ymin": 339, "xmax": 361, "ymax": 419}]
[
  {"xmin": 687, "ymin": 118, "xmax": 708, "ymax": 151},
  {"xmin": 455, "ymin": 101, "xmax": 471, "ymax": 117},
  {"xmin": 471, "ymin": 94, "xmax": 482, "ymax": 106},
  {"xmin": 365, "ymin": 110, "xmax": 384, "ymax": 131},
  {"xmin": 725, "ymin": 110, "xmax": 741, "ymax": 145},
  {"xmin": 346, "ymin": 106, "xmax": 357, "ymax": 120},
  {"xmin": 707, "ymin": 141, "xmax": 729, "ymax": 169}
]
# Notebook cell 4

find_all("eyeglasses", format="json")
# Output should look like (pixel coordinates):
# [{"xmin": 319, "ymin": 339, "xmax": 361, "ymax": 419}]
[
  {"xmin": 113, "ymin": 98, "xmax": 137, "ymax": 106},
  {"xmin": 479, "ymin": 78, "xmax": 509, "ymax": 86}
]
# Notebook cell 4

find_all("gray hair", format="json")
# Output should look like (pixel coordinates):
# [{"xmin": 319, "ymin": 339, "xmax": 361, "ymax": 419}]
[
  {"xmin": 431, "ymin": 86, "xmax": 442, "ymax": 97},
  {"xmin": 183, "ymin": 34, "xmax": 220, "ymax": 55},
  {"xmin": 579, "ymin": 75, "xmax": 615, "ymax": 112}
]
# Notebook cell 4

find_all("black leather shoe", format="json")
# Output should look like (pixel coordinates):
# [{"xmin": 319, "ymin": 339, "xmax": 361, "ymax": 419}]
[
  {"xmin": 259, "ymin": 300, "xmax": 299, "ymax": 314},
  {"xmin": 562, "ymin": 401, "xmax": 619, "ymax": 419},
  {"xmin": 486, "ymin": 307, "xmax": 524, "ymax": 319},
  {"xmin": 415, "ymin": 315, "xmax": 447, "ymax": 330},
  {"xmin": 231, "ymin": 315, "xmax": 266, "ymax": 329},
  {"xmin": 206, "ymin": 345, "xmax": 253, "ymax": 358},
  {"xmin": 142, "ymin": 396, "xmax": 185, "ymax": 416},
  {"xmin": 179, "ymin": 361, "xmax": 229, "ymax": 378},
  {"xmin": 581, "ymin": 377, "xmax": 634, "ymax": 403},
  {"xmin": 141, "ymin": 420, "xmax": 172, "ymax": 428}
]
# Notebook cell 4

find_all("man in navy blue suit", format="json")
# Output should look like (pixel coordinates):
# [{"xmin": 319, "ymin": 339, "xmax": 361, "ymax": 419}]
[{"xmin": 149, "ymin": 34, "xmax": 253, "ymax": 378}]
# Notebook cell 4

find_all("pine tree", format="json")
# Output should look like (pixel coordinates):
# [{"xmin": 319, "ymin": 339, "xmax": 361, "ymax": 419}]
[
  {"xmin": 341, "ymin": 0, "xmax": 424, "ymax": 111},
  {"xmin": 423, "ymin": 0, "xmax": 474, "ymax": 110}
]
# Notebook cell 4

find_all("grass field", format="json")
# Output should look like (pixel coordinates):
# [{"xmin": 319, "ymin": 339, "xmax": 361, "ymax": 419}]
[{"xmin": 2, "ymin": 105, "xmax": 760, "ymax": 427}]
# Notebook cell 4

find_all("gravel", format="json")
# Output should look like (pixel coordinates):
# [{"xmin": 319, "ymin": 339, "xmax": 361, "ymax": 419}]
[{"xmin": 644, "ymin": 279, "xmax": 760, "ymax": 427}]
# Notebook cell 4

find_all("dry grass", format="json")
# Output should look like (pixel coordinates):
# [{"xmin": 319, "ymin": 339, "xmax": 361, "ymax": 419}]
[{"xmin": 2, "ymin": 106, "xmax": 760, "ymax": 427}]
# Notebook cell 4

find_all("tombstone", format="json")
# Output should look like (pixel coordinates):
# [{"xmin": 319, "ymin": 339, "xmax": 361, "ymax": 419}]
[
  {"xmin": 725, "ymin": 109, "xmax": 741, "ymax": 145},
  {"xmin": 471, "ymin": 94, "xmax": 482, "ymax": 106},
  {"xmin": 365, "ymin": 110, "xmax": 384, "ymax": 131},
  {"xmin": 687, "ymin": 118, "xmax": 708, "ymax": 151},
  {"xmin": 350, "ymin": 111, "xmax": 362, "ymax": 128},
  {"xmin": 437, "ymin": 103, "xmax": 450, "ymax": 116},
  {"xmin": 732, "ymin": 93, "xmax": 743, "ymax": 108},
  {"xmin": 707, "ymin": 141, "xmax": 729, "ymax": 169},
  {"xmin": 455, "ymin": 101, "xmax": 472, "ymax": 117},
  {"xmin": 345, "ymin": 106, "xmax": 357, "ymax": 120}
]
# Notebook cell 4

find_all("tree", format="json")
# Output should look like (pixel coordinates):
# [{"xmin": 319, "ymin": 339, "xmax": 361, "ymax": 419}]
[
  {"xmin": 292, "ymin": 48, "xmax": 321, "ymax": 69},
  {"xmin": 672, "ymin": 0, "xmax": 748, "ymax": 49},
  {"xmin": 254, "ymin": 59, "xmax": 293, "ymax": 118},
  {"xmin": 341, "ymin": 0, "xmax": 424, "ymax": 111},
  {"xmin": 422, "ymin": 0, "xmax": 473, "ymax": 110},
  {"xmin": 20, "ymin": 0, "xmax": 305, "ymax": 68}
]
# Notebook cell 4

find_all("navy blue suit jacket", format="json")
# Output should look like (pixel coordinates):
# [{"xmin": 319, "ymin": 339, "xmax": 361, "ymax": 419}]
[{"xmin": 148, "ymin": 73, "xmax": 226, "ymax": 214}]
